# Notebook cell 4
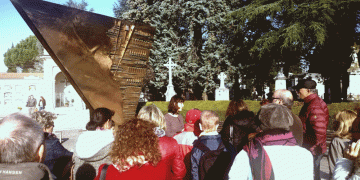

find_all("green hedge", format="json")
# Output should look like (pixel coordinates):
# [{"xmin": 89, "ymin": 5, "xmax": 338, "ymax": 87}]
[{"xmin": 145, "ymin": 101, "xmax": 360, "ymax": 130}]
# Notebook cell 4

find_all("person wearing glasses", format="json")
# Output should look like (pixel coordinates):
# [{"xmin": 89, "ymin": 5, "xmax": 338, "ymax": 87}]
[
  {"xmin": 294, "ymin": 79, "xmax": 329, "ymax": 180},
  {"xmin": 271, "ymin": 89, "xmax": 303, "ymax": 146}
]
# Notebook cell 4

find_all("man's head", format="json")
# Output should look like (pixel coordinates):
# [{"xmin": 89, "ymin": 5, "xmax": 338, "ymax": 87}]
[
  {"xmin": 272, "ymin": 89, "xmax": 294, "ymax": 109},
  {"xmin": 0, "ymin": 113, "xmax": 45, "ymax": 164},
  {"xmin": 294, "ymin": 79, "xmax": 317, "ymax": 99},
  {"xmin": 200, "ymin": 110, "xmax": 220, "ymax": 133}
]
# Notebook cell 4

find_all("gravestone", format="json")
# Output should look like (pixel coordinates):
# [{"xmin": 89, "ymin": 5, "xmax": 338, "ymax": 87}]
[
  {"xmin": 275, "ymin": 66, "xmax": 286, "ymax": 90},
  {"xmin": 215, "ymin": 72, "xmax": 229, "ymax": 101},
  {"xmin": 165, "ymin": 58, "xmax": 178, "ymax": 101},
  {"xmin": 305, "ymin": 73, "xmax": 325, "ymax": 99},
  {"xmin": 348, "ymin": 49, "xmax": 360, "ymax": 101}
]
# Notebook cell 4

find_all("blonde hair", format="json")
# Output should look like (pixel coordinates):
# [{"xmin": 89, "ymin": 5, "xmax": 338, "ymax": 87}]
[
  {"xmin": 137, "ymin": 104, "xmax": 166, "ymax": 130},
  {"xmin": 334, "ymin": 110, "xmax": 357, "ymax": 139},
  {"xmin": 200, "ymin": 110, "xmax": 219, "ymax": 133}
]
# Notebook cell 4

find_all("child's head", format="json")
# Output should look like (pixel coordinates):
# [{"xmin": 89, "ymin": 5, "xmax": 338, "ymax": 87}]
[
  {"xmin": 334, "ymin": 110, "xmax": 357, "ymax": 139},
  {"xmin": 200, "ymin": 110, "xmax": 219, "ymax": 133}
]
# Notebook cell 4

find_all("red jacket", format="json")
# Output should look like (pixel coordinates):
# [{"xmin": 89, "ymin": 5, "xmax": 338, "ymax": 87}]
[
  {"xmin": 299, "ymin": 93, "xmax": 329, "ymax": 155},
  {"xmin": 94, "ymin": 136, "xmax": 186, "ymax": 180},
  {"xmin": 173, "ymin": 131, "xmax": 198, "ymax": 180}
]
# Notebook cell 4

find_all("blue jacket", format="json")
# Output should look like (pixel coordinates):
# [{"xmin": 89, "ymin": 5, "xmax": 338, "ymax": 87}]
[
  {"xmin": 44, "ymin": 133, "xmax": 73, "ymax": 178},
  {"xmin": 191, "ymin": 134, "xmax": 222, "ymax": 180}
]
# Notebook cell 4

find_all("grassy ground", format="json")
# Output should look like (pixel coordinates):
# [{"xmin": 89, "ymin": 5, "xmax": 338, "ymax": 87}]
[{"xmin": 144, "ymin": 100, "xmax": 360, "ymax": 130}]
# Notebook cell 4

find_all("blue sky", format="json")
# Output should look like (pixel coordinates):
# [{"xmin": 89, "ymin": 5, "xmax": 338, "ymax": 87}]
[{"xmin": 0, "ymin": 0, "xmax": 118, "ymax": 72}]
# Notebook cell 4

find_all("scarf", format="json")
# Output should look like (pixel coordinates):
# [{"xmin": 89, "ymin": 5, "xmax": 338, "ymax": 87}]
[{"xmin": 243, "ymin": 131, "xmax": 297, "ymax": 180}]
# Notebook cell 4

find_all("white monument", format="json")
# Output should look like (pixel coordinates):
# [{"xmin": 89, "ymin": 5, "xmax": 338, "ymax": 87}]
[
  {"xmin": 215, "ymin": 72, "xmax": 229, "ymax": 101},
  {"xmin": 275, "ymin": 66, "xmax": 286, "ymax": 91},
  {"xmin": 348, "ymin": 48, "xmax": 360, "ymax": 101},
  {"xmin": 165, "ymin": 58, "xmax": 178, "ymax": 101},
  {"xmin": 305, "ymin": 73, "xmax": 325, "ymax": 99}
]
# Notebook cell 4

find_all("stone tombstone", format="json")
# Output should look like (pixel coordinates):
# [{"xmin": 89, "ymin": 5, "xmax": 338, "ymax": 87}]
[
  {"xmin": 215, "ymin": 72, "xmax": 229, "ymax": 101},
  {"xmin": 165, "ymin": 58, "xmax": 178, "ymax": 101},
  {"xmin": 275, "ymin": 66, "xmax": 286, "ymax": 91},
  {"xmin": 348, "ymin": 49, "xmax": 360, "ymax": 101}
]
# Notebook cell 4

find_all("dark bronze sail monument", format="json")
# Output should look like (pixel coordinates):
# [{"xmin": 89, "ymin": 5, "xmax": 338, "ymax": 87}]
[{"xmin": 10, "ymin": 0, "xmax": 155, "ymax": 124}]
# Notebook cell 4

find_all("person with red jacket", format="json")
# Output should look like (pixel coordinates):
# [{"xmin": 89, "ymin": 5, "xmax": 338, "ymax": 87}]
[
  {"xmin": 173, "ymin": 109, "xmax": 202, "ymax": 180},
  {"xmin": 295, "ymin": 79, "xmax": 329, "ymax": 180},
  {"xmin": 95, "ymin": 105, "xmax": 185, "ymax": 180}
]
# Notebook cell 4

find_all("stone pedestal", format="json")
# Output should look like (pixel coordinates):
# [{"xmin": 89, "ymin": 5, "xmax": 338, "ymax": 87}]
[
  {"xmin": 165, "ymin": 85, "xmax": 176, "ymax": 102},
  {"xmin": 348, "ymin": 70, "xmax": 360, "ymax": 101},
  {"xmin": 215, "ymin": 88, "xmax": 229, "ymax": 101}
]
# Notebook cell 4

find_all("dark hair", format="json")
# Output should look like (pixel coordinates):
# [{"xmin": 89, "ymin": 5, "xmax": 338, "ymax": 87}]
[
  {"xmin": 168, "ymin": 95, "xmax": 185, "ymax": 114},
  {"xmin": 86, "ymin": 108, "xmax": 115, "ymax": 130},
  {"xmin": 225, "ymin": 99, "xmax": 249, "ymax": 117},
  {"xmin": 31, "ymin": 110, "xmax": 57, "ymax": 129},
  {"xmin": 39, "ymin": 96, "xmax": 46, "ymax": 107},
  {"xmin": 220, "ymin": 110, "xmax": 257, "ymax": 153},
  {"xmin": 0, "ymin": 113, "xmax": 44, "ymax": 163}
]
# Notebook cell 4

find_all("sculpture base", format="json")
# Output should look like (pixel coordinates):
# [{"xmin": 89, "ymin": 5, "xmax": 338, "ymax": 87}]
[{"xmin": 165, "ymin": 85, "xmax": 176, "ymax": 102}]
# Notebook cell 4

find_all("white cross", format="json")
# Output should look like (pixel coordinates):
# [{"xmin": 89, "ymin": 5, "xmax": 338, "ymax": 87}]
[
  {"xmin": 164, "ymin": 58, "xmax": 178, "ymax": 86},
  {"xmin": 218, "ymin": 72, "xmax": 227, "ymax": 89}
]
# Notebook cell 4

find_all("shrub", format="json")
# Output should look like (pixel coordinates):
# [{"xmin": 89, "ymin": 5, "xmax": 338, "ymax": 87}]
[{"xmin": 144, "ymin": 100, "xmax": 360, "ymax": 130}]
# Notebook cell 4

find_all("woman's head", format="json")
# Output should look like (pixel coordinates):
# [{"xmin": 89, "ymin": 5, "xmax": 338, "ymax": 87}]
[
  {"xmin": 225, "ymin": 99, "xmax": 249, "ymax": 117},
  {"xmin": 86, "ymin": 108, "xmax": 115, "ymax": 131},
  {"xmin": 137, "ymin": 104, "xmax": 166, "ymax": 129},
  {"xmin": 168, "ymin": 95, "xmax": 185, "ymax": 114},
  {"xmin": 200, "ymin": 110, "xmax": 220, "ymax": 133},
  {"xmin": 110, "ymin": 118, "xmax": 162, "ymax": 171},
  {"xmin": 31, "ymin": 110, "xmax": 57, "ymax": 133},
  {"xmin": 220, "ymin": 110, "xmax": 257, "ymax": 153},
  {"xmin": 334, "ymin": 110, "xmax": 357, "ymax": 139}
]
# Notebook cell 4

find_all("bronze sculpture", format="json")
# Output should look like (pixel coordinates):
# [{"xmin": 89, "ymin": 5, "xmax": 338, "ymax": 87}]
[{"xmin": 10, "ymin": 0, "xmax": 155, "ymax": 124}]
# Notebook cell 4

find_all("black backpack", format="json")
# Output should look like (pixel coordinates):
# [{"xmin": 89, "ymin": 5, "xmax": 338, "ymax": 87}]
[{"xmin": 197, "ymin": 126, "xmax": 236, "ymax": 180}]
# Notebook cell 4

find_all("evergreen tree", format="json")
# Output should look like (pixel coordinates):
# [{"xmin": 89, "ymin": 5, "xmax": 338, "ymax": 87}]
[
  {"xmin": 227, "ymin": 0, "xmax": 360, "ymax": 102},
  {"xmin": 3, "ymin": 36, "xmax": 42, "ymax": 73},
  {"xmin": 115, "ymin": 0, "xmax": 247, "ymax": 100},
  {"xmin": 113, "ymin": 0, "xmax": 129, "ymax": 18},
  {"xmin": 64, "ymin": 0, "xmax": 94, "ymax": 12}
]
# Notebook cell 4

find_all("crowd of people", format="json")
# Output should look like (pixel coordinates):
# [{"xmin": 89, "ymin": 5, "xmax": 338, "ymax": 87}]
[{"xmin": 2, "ymin": 79, "xmax": 360, "ymax": 179}]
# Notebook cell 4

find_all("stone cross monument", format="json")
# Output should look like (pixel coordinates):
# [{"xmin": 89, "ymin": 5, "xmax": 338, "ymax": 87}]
[
  {"xmin": 218, "ymin": 72, "xmax": 227, "ymax": 89},
  {"xmin": 215, "ymin": 72, "xmax": 229, "ymax": 101},
  {"xmin": 275, "ymin": 62, "xmax": 286, "ymax": 91},
  {"xmin": 165, "ymin": 58, "xmax": 178, "ymax": 101}
]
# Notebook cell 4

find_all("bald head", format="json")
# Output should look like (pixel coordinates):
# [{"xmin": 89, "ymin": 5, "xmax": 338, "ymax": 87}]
[{"xmin": 272, "ymin": 89, "xmax": 294, "ymax": 109}]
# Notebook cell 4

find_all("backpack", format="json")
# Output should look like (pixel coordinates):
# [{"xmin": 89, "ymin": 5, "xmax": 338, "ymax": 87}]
[{"xmin": 197, "ymin": 126, "xmax": 236, "ymax": 180}]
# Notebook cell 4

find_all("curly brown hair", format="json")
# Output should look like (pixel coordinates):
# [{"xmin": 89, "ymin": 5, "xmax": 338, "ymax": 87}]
[
  {"xmin": 110, "ymin": 118, "xmax": 162, "ymax": 171},
  {"xmin": 225, "ymin": 99, "xmax": 249, "ymax": 117}
]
